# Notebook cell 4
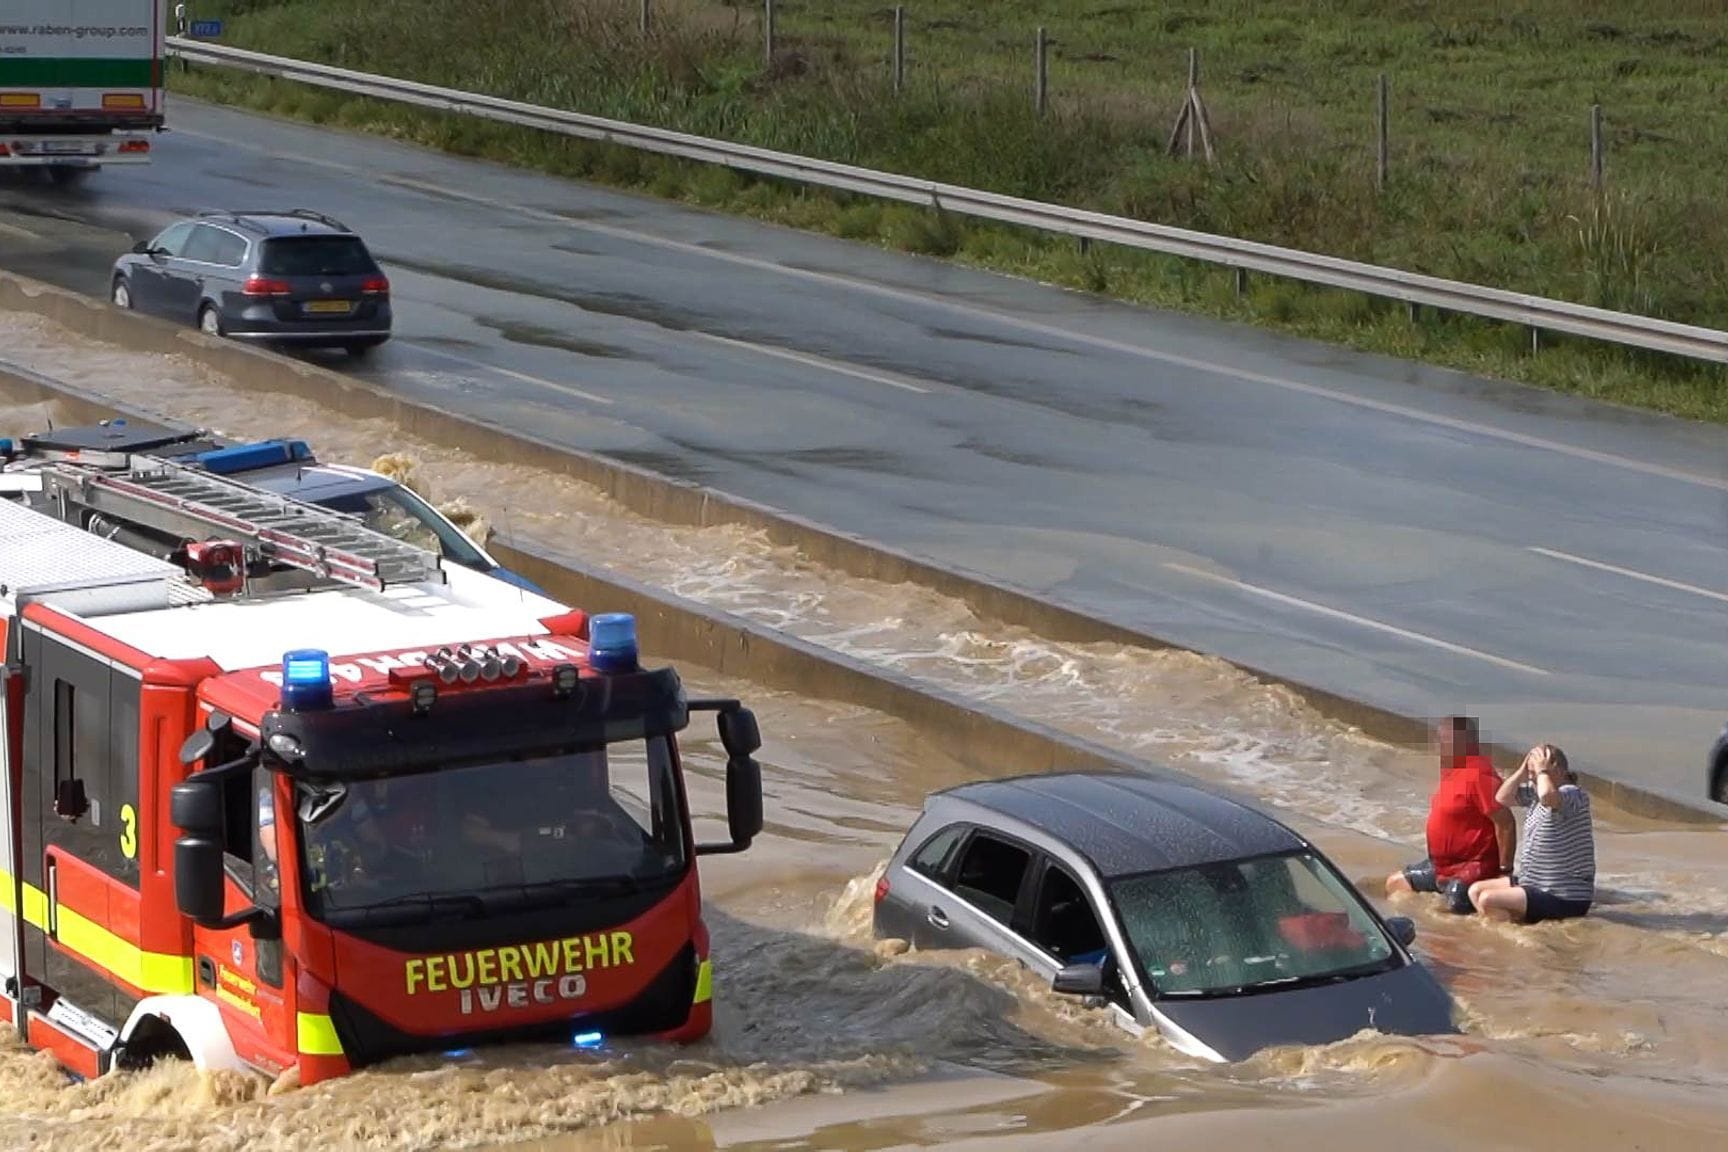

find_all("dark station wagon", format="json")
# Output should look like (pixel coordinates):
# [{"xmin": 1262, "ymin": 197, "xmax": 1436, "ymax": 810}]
[
  {"xmin": 873, "ymin": 771, "xmax": 1458, "ymax": 1062},
  {"xmin": 110, "ymin": 208, "xmax": 392, "ymax": 355}
]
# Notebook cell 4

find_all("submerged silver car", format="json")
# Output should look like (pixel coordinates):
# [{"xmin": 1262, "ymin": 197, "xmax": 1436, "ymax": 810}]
[{"xmin": 872, "ymin": 771, "xmax": 1457, "ymax": 1062}]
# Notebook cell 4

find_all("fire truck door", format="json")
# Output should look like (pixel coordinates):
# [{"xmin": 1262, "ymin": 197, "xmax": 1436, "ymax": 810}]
[
  {"xmin": 19, "ymin": 627, "xmax": 143, "ymax": 1030},
  {"xmin": 191, "ymin": 765, "xmax": 289, "ymax": 1066},
  {"xmin": 0, "ymin": 634, "xmax": 22, "ymax": 1025}
]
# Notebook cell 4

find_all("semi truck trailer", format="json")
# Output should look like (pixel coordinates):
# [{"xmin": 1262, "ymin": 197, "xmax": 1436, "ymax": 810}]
[{"xmin": 0, "ymin": 0, "xmax": 165, "ymax": 183}]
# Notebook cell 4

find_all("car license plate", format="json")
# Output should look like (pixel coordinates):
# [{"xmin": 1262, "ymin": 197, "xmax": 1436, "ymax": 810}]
[
  {"xmin": 42, "ymin": 141, "xmax": 94, "ymax": 155},
  {"xmin": 303, "ymin": 300, "xmax": 353, "ymax": 314}
]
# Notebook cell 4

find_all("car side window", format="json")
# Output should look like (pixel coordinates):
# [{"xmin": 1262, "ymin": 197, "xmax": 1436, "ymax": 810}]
[
  {"xmin": 951, "ymin": 832, "xmax": 1030, "ymax": 926},
  {"xmin": 150, "ymin": 221, "xmax": 195, "ymax": 256},
  {"xmin": 212, "ymin": 229, "xmax": 248, "ymax": 268},
  {"xmin": 181, "ymin": 224, "xmax": 225, "ymax": 264},
  {"xmin": 909, "ymin": 825, "xmax": 966, "ymax": 881},
  {"xmin": 1030, "ymin": 861, "xmax": 1128, "ymax": 1007},
  {"xmin": 1030, "ymin": 863, "xmax": 1109, "ymax": 966}
]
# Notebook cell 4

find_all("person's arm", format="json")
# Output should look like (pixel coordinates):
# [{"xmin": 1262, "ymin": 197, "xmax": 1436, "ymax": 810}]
[
  {"xmin": 1536, "ymin": 757, "xmax": 1564, "ymax": 810},
  {"xmin": 1491, "ymin": 806, "xmax": 1517, "ymax": 870},
  {"xmin": 1494, "ymin": 756, "xmax": 1533, "ymax": 807}
]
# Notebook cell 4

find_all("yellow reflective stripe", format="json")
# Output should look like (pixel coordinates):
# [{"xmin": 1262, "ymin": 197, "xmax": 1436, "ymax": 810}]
[
  {"xmin": 297, "ymin": 1012, "xmax": 344, "ymax": 1057},
  {"xmin": 693, "ymin": 958, "xmax": 712, "ymax": 1005},
  {"xmin": 0, "ymin": 866, "xmax": 194, "ymax": 995},
  {"xmin": 53, "ymin": 902, "xmax": 195, "ymax": 995},
  {"xmin": 21, "ymin": 884, "xmax": 46, "ymax": 928}
]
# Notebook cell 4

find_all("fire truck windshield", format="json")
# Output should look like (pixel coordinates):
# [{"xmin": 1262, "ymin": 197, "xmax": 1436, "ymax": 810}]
[{"xmin": 296, "ymin": 736, "xmax": 688, "ymax": 922}]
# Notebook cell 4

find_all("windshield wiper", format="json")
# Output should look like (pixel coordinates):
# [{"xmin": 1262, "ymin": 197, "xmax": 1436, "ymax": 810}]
[
  {"xmin": 345, "ymin": 890, "xmax": 488, "ymax": 919},
  {"xmin": 473, "ymin": 875, "xmax": 662, "ymax": 904},
  {"xmin": 1168, "ymin": 959, "xmax": 1399, "ymax": 999}
]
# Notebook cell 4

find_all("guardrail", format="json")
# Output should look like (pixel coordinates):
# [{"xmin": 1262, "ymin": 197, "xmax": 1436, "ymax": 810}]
[{"xmin": 165, "ymin": 36, "xmax": 1728, "ymax": 365}]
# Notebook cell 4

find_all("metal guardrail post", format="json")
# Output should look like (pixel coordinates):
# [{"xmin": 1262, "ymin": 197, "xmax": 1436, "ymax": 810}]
[
  {"xmin": 641, "ymin": 0, "xmax": 650, "ymax": 38},
  {"xmin": 765, "ymin": 0, "xmax": 775, "ymax": 66}
]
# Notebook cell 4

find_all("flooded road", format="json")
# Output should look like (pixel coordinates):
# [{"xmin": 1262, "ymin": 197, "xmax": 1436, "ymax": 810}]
[{"xmin": 4, "ymin": 318, "xmax": 1728, "ymax": 1150}]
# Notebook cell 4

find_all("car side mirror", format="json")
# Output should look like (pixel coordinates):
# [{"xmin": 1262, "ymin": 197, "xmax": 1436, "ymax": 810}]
[
  {"xmin": 1385, "ymin": 915, "xmax": 1417, "ymax": 948},
  {"xmin": 1052, "ymin": 962, "xmax": 1106, "ymax": 997},
  {"xmin": 131, "ymin": 239, "xmax": 151, "ymax": 254}
]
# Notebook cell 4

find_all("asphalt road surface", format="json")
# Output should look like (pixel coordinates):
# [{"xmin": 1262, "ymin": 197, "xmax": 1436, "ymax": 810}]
[{"xmin": 3, "ymin": 99, "xmax": 1727, "ymax": 804}]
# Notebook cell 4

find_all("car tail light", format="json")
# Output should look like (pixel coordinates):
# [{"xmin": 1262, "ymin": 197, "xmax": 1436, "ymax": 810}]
[
  {"xmin": 118, "ymin": 139, "xmax": 150, "ymax": 154},
  {"xmin": 243, "ymin": 275, "xmax": 292, "ymax": 297},
  {"xmin": 0, "ymin": 144, "xmax": 10, "ymax": 158},
  {"xmin": 361, "ymin": 275, "xmax": 390, "ymax": 296},
  {"xmin": 874, "ymin": 875, "xmax": 890, "ymax": 904}
]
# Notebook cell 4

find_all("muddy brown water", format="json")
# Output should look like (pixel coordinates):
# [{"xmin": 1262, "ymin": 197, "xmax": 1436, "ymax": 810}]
[{"xmin": 3, "ymin": 316, "xmax": 1728, "ymax": 1150}]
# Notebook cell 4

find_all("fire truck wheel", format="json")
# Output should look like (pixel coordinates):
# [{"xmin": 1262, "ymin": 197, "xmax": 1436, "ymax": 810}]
[{"xmin": 112, "ymin": 1016, "xmax": 192, "ymax": 1073}]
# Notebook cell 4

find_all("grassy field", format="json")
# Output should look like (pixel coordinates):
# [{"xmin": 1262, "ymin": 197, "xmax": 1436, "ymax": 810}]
[{"xmin": 173, "ymin": 0, "xmax": 1728, "ymax": 420}]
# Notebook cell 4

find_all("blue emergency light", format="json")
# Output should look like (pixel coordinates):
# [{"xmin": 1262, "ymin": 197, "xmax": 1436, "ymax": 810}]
[
  {"xmin": 281, "ymin": 649, "xmax": 334, "ymax": 711},
  {"xmin": 586, "ymin": 613, "xmax": 639, "ymax": 673},
  {"xmin": 571, "ymin": 1030, "xmax": 604, "ymax": 1048},
  {"xmin": 190, "ymin": 439, "xmax": 315, "ymax": 476},
  {"xmin": 0, "ymin": 438, "xmax": 13, "ymax": 462}
]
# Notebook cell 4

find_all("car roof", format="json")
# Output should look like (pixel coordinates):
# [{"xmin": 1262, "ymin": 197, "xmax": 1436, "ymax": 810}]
[
  {"xmin": 935, "ymin": 772, "xmax": 1305, "ymax": 878},
  {"xmin": 192, "ymin": 209, "xmax": 358, "ymax": 238},
  {"xmin": 232, "ymin": 461, "xmax": 396, "ymax": 502}
]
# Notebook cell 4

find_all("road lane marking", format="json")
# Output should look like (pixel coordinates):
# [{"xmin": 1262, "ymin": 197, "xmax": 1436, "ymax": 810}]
[
  {"xmin": 406, "ymin": 342, "xmax": 614, "ymax": 406},
  {"xmin": 682, "ymin": 330, "xmax": 929, "ymax": 393},
  {"xmin": 1163, "ymin": 562, "xmax": 1552, "ymax": 676},
  {"xmin": 179, "ymin": 122, "xmax": 1728, "ymax": 493},
  {"xmin": 1528, "ymin": 546, "xmax": 1728, "ymax": 606}
]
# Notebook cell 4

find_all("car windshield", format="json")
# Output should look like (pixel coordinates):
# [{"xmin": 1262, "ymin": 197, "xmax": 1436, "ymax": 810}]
[
  {"xmin": 259, "ymin": 236, "xmax": 377, "ymax": 277},
  {"xmin": 297, "ymin": 738, "xmax": 688, "ymax": 922},
  {"xmin": 1109, "ymin": 851, "xmax": 1398, "ymax": 997},
  {"xmin": 318, "ymin": 484, "xmax": 489, "ymax": 567}
]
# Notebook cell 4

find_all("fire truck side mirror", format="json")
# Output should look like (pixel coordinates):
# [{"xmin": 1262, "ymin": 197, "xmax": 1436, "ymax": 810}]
[
  {"xmin": 717, "ymin": 708, "xmax": 762, "ymax": 758},
  {"xmin": 696, "ymin": 753, "xmax": 763, "ymax": 857},
  {"xmin": 179, "ymin": 729, "xmax": 216, "ymax": 767},
  {"xmin": 170, "ymin": 780, "xmax": 227, "ymax": 926},
  {"xmin": 179, "ymin": 711, "xmax": 234, "ymax": 767},
  {"xmin": 726, "ymin": 753, "xmax": 763, "ymax": 849}
]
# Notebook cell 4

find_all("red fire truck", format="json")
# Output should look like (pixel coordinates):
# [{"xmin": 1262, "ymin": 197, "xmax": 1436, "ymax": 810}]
[{"xmin": 0, "ymin": 429, "xmax": 764, "ymax": 1087}]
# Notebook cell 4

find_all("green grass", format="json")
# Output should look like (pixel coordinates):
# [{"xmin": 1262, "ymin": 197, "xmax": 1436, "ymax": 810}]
[{"xmin": 170, "ymin": 0, "xmax": 1728, "ymax": 421}]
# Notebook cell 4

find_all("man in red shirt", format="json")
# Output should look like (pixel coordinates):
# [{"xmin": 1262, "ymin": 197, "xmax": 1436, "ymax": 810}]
[{"xmin": 1385, "ymin": 715, "xmax": 1516, "ymax": 911}]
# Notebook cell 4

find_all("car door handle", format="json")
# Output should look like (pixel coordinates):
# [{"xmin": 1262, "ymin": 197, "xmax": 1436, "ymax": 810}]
[{"xmin": 927, "ymin": 906, "xmax": 949, "ymax": 930}]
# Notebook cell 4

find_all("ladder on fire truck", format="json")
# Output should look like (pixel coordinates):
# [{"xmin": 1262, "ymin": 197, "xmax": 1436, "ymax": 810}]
[{"xmin": 30, "ymin": 453, "xmax": 444, "ymax": 592}]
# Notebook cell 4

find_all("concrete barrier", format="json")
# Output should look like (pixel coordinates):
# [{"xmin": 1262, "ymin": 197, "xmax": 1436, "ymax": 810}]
[
  {"xmin": 1, "ymin": 267, "xmax": 1721, "ymax": 826},
  {"xmin": 0, "ymin": 361, "xmax": 1225, "ymax": 811}
]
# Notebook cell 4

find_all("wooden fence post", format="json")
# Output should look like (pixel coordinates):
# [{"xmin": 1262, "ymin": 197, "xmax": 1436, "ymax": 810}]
[
  {"xmin": 1590, "ymin": 103, "xmax": 1604, "ymax": 193},
  {"xmin": 1035, "ymin": 27, "xmax": 1048, "ymax": 116},
  {"xmin": 1376, "ymin": 73, "xmax": 1389, "ymax": 191}
]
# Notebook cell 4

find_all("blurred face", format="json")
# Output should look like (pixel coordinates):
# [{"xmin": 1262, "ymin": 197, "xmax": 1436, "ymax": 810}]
[{"xmin": 1436, "ymin": 721, "xmax": 1464, "ymax": 765}]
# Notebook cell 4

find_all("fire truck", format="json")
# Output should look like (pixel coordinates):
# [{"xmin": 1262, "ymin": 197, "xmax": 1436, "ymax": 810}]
[{"xmin": 0, "ymin": 424, "xmax": 764, "ymax": 1087}]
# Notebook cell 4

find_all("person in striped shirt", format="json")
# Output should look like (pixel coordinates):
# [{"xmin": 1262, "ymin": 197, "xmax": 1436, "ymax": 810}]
[{"xmin": 1467, "ymin": 744, "xmax": 1595, "ymax": 924}]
